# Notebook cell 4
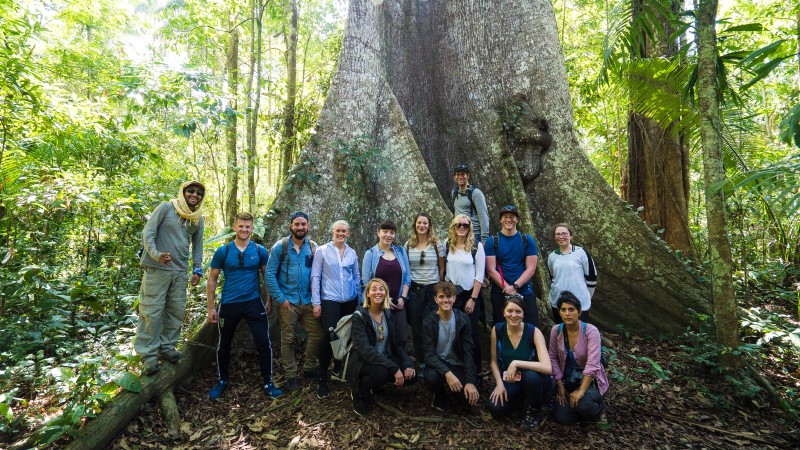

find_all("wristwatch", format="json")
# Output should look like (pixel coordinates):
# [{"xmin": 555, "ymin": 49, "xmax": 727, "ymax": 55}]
[
  {"xmin": 512, "ymin": 283, "xmax": 520, "ymax": 290},
  {"xmin": 400, "ymin": 295, "xmax": 408, "ymax": 301},
  {"xmin": 469, "ymin": 297, "xmax": 477, "ymax": 302}
]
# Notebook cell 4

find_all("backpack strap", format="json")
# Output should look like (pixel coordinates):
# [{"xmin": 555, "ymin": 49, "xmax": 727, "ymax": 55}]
[
  {"xmin": 495, "ymin": 322, "xmax": 506, "ymax": 369},
  {"xmin": 279, "ymin": 237, "xmax": 289, "ymax": 283},
  {"xmin": 524, "ymin": 323, "xmax": 537, "ymax": 360}
]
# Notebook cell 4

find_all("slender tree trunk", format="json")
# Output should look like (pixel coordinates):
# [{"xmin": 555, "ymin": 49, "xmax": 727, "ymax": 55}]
[
  {"xmin": 245, "ymin": 0, "xmax": 265, "ymax": 214},
  {"xmin": 257, "ymin": 0, "xmax": 708, "ymax": 335},
  {"xmin": 224, "ymin": 28, "xmax": 240, "ymax": 225},
  {"xmin": 696, "ymin": 0, "xmax": 740, "ymax": 362},
  {"xmin": 280, "ymin": 0, "xmax": 298, "ymax": 182},
  {"xmin": 622, "ymin": 0, "xmax": 694, "ymax": 259}
]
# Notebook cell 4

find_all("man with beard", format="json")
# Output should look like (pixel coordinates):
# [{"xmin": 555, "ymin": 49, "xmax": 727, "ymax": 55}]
[
  {"xmin": 136, "ymin": 180, "xmax": 205, "ymax": 375},
  {"xmin": 265, "ymin": 211, "xmax": 322, "ymax": 392}
]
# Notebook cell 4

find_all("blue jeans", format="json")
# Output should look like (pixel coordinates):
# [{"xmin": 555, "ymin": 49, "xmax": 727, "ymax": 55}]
[{"xmin": 487, "ymin": 370, "xmax": 552, "ymax": 417}]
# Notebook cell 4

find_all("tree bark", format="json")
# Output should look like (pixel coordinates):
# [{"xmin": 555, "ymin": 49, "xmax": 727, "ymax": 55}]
[
  {"xmin": 280, "ymin": 0, "xmax": 298, "ymax": 183},
  {"xmin": 245, "ymin": 0, "xmax": 265, "ymax": 214},
  {"xmin": 695, "ymin": 0, "xmax": 740, "ymax": 360},
  {"xmin": 65, "ymin": 323, "xmax": 217, "ymax": 450},
  {"xmin": 224, "ymin": 27, "xmax": 240, "ymax": 226},
  {"xmin": 621, "ymin": 0, "xmax": 694, "ymax": 259},
  {"xmin": 259, "ymin": 0, "xmax": 708, "ymax": 335}
]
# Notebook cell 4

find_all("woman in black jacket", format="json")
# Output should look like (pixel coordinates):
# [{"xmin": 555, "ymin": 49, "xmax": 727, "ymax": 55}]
[
  {"xmin": 345, "ymin": 278, "xmax": 416, "ymax": 417},
  {"xmin": 422, "ymin": 281, "xmax": 480, "ymax": 411}
]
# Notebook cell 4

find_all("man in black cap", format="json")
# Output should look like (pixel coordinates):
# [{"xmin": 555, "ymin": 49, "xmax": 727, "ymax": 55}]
[
  {"xmin": 484, "ymin": 205, "xmax": 539, "ymax": 326},
  {"xmin": 265, "ymin": 211, "xmax": 321, "ymax": 392},
  {"xmin": 451, "ymin": 164, "xmax": 490, "ymax": 244}
]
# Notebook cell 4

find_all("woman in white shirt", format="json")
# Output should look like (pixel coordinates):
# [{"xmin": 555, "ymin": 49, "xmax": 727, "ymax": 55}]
[
  {"xmin": 444, "ymin": 214, "xmax": 486, "ymax": 376},
  {"xmin": 547, "ymin": 223, "xmax": 597, "ymax": 323}
]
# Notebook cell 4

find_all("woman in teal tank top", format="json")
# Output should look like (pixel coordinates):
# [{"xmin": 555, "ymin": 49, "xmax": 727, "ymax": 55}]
[{"xmin": 487, "ymin": 296, "xmax": 552, "ymax": 430}]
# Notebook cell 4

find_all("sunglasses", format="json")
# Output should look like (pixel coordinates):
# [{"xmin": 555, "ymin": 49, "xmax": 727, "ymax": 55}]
[
  {"xmin": 456, "ymin": 223, "xmax": 470, "ymax": 229},
  {"xmin": 420, "ymin": 250, "xmax": 426, "ymax": 265},
  {"xmin": 185, "ymin": 188, "xmax": 205, "ymax": 196},
  {"xmin": 238, "ymin": 252, "xmax": 244, "ymax": 267},
  {"xmin": 377, "ymin": 324, "xmax": 384, "ymax": 341}
]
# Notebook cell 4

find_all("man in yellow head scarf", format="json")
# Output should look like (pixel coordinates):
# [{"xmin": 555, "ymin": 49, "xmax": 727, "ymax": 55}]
[{"xmin": 135, "ymin": 180, "xmax": 206, "ymax": 375}]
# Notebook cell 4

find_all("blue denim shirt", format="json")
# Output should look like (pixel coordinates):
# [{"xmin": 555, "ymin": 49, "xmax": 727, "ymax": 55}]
[
  {"xmin": 310, "ymin": 242, "xmax": 360, "ymax": 305},
  {"xmin": 361, "ymin": 244, "xmax": 411, "ymax": 300},
  {"xmin": 265, "ymin": 235, "xmax": 314, "ymax": 305}
]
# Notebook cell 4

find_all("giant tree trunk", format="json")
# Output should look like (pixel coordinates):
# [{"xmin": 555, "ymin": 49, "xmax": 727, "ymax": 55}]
[
  {"xmin": 621, "ymin": 0, "xmax": 694, "ymax": 259},
  {"xmin": 261, "ymin": 0, "xmax": 708, "ymax": 335},
  {"xmin": 696, "ymin": 0, "xmax": 740, "ymax": 361}
]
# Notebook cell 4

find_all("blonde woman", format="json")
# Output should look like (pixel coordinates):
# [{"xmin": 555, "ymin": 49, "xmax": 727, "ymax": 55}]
[
  {"xmin": 444, "ymin": 214, "xmax": 486, "ymax": 377},
  {"xmin": 345, "ymin": 278, "xmax": 416, "ymax": 417},
  {"xmin": 404, "ymin": 213, "xmax": 445, "ymax": 368}
]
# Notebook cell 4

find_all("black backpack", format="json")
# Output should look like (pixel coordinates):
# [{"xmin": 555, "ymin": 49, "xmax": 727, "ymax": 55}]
[
  {"xmin": 277, "ymin": 236, "xmax": 317, "ymax": 283},
  {"xmin": 451, "ymin": 186, "xmax": 477, "ymax": 216}
]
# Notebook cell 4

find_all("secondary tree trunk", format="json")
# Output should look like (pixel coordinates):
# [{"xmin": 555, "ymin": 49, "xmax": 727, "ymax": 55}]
[
  {"xmin": 245, "ymin": 0, "xmax": 265, "ymax": 214},
  {"xmin": 64, "ymin": 323, "xmax": 217, "ymax": 450},
  {"xmin": 621, "ymin": 0, "xmax": 694, "ymax": 259},
  {"xmin": 260, "ymin": 0, "xmax": 708, "ymax": 335},
  {"xmin": 224, "ymin": 28, "xmax": 240, "ymax": 226},
  {"xmin": 695, "ymin": 0, "xmax": 740, "ymax": 360},
  {"xmin": 280, "ymin": 0, "xmax": 298, "ymax": 183}
]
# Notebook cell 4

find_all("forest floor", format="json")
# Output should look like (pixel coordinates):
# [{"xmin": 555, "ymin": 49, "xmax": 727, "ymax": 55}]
[{"xmin": 105, "ymin": 324, "xmax": 800, "ymax": 450}]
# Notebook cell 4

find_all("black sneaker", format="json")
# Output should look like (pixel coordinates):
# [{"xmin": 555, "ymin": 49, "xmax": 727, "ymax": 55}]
[
  {"xmin": 352, "ymin": 392, "xmax": 370, "ymax": 417},
  {"xmin": 431, "ymin": 393, "xmax": 448, "ymax": 412},
  {"xmin": 521, "ymin": 408, "xmax": 544, "ymax": 430},
  {"xmin": 317, "ymin": 382, "xmax": 331, "ymax": 399},
  {"xmin": 285, "ymin": 378, "xmax": 300, "ymax": 392}
]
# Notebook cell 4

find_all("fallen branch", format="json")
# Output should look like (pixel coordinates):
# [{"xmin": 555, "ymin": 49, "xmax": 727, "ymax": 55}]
[
  {"xmin": 375, "ymin": 400, "xmax": 462, "ymax": 424},
  {"xmin": 64, "ymin": 322, "xmax": 218, "ymax": 450},
  {"xmin": 747, "ymin": 367, "xmax": 800, "ymax": 423},
  {"xmin": 630, "ymin": 406, "xmax": 788, "ymax": 446}
]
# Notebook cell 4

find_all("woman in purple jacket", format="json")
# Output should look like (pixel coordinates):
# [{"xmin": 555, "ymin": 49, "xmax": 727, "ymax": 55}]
[{"xmin": 548, "ymin": 291, "xmax": 609, "ymax": 424}]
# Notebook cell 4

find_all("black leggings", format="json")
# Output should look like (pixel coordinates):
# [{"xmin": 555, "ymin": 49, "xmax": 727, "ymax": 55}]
[
  {"xmin": 318, "ymin": 298, "xmax": 358, "ymax": 381},
  {"xmin": 216, "ymin": 298, "xmax": 273, "ymax": 385},
  {"xmin": 356, "ymin": 362, "xmax": 417, "ymax": 396}
]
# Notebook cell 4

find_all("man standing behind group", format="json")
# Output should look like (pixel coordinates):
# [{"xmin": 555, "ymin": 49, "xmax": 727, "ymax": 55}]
[
  {"xmin": 452, "ymin": 164, "xmax": 490, "ymax": 245},
  {"xmin": 136, "ymin": 180, "xmax": 205, "ymax": 376},
  {"xmin": 206, "ymin": 213, "xmax": 283, "ymax": 400},
  {"xmin": 265, "ymin": 211, "xmax": 323, "ymax": 392},
  {"xmin": 484, "ymin": 205, "xmax": 539, "ymax": 326}
]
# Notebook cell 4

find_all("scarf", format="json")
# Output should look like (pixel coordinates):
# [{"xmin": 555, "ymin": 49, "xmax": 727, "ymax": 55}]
[{"xmin": 171, "ymin": 180, "xmax": 205, "ymax": 226}]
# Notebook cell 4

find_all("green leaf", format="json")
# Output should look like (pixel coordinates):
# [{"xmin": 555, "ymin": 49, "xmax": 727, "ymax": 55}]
[
  {"xmin": 721, "ymin": 23, "xmax": 763, "ymax": 33},
  {"xmin": 114, "ymin": 372, "xmax": 142, "ymax": 393},
  {"xmin": 0, "ymin": 403, "xmax": 11, "ymax": 422}
]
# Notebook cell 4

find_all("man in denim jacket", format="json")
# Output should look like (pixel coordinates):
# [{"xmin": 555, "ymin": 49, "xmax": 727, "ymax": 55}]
[{"xmin": 265, "ymin": 211, "xmax": 323, "ymax": 392}]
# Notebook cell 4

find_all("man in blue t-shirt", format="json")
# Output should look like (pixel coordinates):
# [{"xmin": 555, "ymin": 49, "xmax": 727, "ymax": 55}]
[
  {"xmin": 206, "ymin": 212, "xmax": 282, "ymax": 400},
  {"xmin": 484, "ymin": 205, "xmax": 539, "ymax": 326}
]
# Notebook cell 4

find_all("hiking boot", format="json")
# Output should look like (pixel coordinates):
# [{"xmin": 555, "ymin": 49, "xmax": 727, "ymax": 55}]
[
  {"xmin": 317, "ymin": 382, "xmax": 331, "ymax": 399},
  {"xmin": 284, "ymin": 377, "xmax": 300, "ymax": 392},
  {"xmin": 431, "ymin": 393, "xmax": 448, "ymax": 412},
  {"xmin": 209, "ymin": 380, "xmax": 228, "ymax": 400},
  {"xmin": 302, "ymin": 368, "xmax": 320, "ymax": 379},
  {"xmin": 160, "ymin": 348, "xmax": 182, "ymax": 364},
  {"xmin": 142, "ymin": 359, "xmax": 160, "ymax": 376},
  {"xmin": 352, "ymin": 392, "xmax": 370, "ymax": 417},
  {"xmin": 263, "ymin": 383, "xmax": 283, "ymax": 399},
  {"xmin": 521, "ymin": 406, "xmax": 544, "ymax": 430}
]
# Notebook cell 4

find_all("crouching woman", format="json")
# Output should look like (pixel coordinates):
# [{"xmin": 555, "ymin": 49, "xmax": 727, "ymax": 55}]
[
  {"xmin": 487, "ymin": 296, "xmax": 552, "ymax": 429},
  {"xmin": 548, "ymin": 291, "xmax": 608, "ymax": 424},
  {"xmin": 346, "ymin": 278, "xmax": 416, "ymax": 417}
]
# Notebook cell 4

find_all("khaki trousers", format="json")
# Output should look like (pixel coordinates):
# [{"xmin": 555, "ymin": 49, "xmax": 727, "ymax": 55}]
[
  {"xmin": 134, "ymin": 267, "xmax": 188, "ymax": 363},
  {"xmin": 278, "ymin": 302, "xmax": 322, "ymax": 379}
]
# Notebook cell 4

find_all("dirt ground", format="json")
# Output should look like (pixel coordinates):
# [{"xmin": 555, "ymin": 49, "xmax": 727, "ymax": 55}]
[{"xmin": 108, "ymin": 330, "xmax": 800, "ymax": 450}]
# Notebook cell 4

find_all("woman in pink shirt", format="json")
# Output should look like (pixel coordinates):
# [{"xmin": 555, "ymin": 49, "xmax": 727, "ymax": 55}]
[{"xmin": 548, "ymin": 291, "xmax": 608, "ymax": 424}]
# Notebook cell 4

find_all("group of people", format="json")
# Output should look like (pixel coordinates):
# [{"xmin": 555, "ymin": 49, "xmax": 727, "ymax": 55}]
[{"xmin": 134, "ymin": 165, "xmax": 607, "ymax": 431}]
